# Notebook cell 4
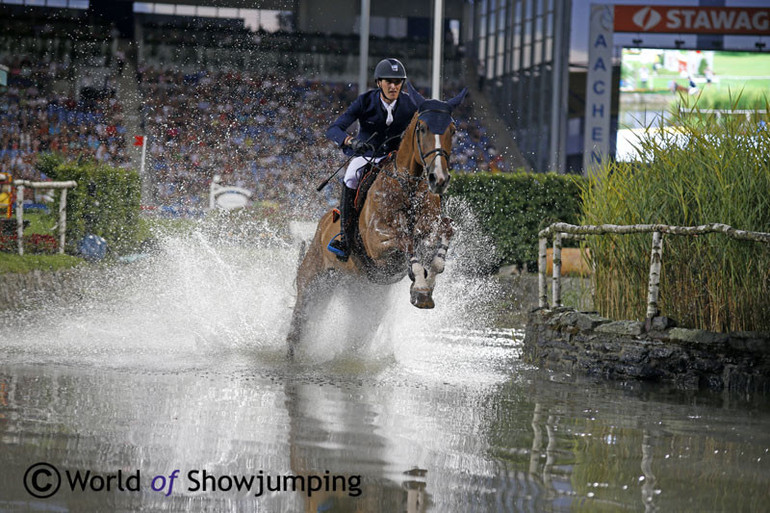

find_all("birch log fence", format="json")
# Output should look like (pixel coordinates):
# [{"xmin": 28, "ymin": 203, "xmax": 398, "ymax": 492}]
[
  {"xmin": 14, "ymin": 180, "xmax": 78, "ymax": 256},
  {"xmin": 538, "ymin": 222, "xmax": 770, "ymax": 319}
]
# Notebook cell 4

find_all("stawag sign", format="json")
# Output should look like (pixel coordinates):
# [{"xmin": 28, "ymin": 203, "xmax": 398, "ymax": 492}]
[{"xmin": 614, "ymin": 5, "xmax": 770, "ymax": 35}]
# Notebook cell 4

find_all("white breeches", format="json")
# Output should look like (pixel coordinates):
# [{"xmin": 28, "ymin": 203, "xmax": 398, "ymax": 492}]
[{"xmin": 344, "ymin": 155, "xmax": 385, "ymax": 189}]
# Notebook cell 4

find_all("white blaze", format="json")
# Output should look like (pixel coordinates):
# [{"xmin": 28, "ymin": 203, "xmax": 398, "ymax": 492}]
[{"xmin": 434, "ymin": 134, "xmax": 445, "ymax": 179}]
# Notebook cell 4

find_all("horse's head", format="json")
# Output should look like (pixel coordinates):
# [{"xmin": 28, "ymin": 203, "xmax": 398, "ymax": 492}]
[{"xmin": 406, "ymin": 83, "xmax": 468, "ymax": 195}]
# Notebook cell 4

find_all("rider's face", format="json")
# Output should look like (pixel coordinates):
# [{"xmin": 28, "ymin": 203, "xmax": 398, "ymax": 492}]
[{"xmin": 378, "ymin": 78, "xmax": 403, "ymax": 103}]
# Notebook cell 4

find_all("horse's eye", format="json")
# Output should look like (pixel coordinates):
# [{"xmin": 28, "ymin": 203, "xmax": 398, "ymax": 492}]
[{"xmin": 417, "ymin": 123, "xmax": 425, "ymax": 134}]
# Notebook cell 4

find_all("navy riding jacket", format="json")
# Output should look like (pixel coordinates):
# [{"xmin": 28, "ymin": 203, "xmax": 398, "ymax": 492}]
[{"xmin": 326, "ymin": 87, "xmax": 418, "ymax": 158}]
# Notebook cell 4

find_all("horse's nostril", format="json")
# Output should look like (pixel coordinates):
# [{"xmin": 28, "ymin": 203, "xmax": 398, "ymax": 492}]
[{"xmin": 429, "ymin": 173, "xmax": 437, "ymax": 184}]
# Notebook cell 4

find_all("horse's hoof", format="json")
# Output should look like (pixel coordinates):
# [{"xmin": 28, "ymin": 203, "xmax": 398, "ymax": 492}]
[{"xmin": 410, "ymin": 290, "xmax": 435, "ymax": 309}]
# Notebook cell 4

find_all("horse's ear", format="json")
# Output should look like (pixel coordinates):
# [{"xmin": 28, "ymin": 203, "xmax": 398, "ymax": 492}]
[
  {"xmin": 446, "ymin": 88, "xmax": 468, "ymax": 110},
  {"xmin": 407, "ymin": 81, "xmax": 426, "ymax": 108}
]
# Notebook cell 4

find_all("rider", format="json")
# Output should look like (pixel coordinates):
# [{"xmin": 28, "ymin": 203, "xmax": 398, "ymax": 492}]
[{"xmin": 325, "ymin": 58, "xmax": 418, "ymax": 261}]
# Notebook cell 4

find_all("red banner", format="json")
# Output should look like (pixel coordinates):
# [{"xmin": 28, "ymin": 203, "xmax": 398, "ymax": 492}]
[
  {"xmin": 614, "ymin": 5, "xmax": 770, "ymax": 35},
  {"xmin": 133, "ymin": 135, "xmax": 144, "ymax": 147}
]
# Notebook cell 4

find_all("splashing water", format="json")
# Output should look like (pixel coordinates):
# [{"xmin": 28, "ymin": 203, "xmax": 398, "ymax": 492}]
[{"xmin": 0, "ymin": 207, "xmax": 512, "ymax": 385}]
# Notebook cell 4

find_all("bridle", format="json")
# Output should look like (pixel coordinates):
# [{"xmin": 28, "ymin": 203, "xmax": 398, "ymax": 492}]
[
  {"xmin": 378, "ymin": 109, "xmax": 454, "ymax": 195},
  {"xmin": 414, "ymin": 109, "xmax": 453, "ymax": 171}
]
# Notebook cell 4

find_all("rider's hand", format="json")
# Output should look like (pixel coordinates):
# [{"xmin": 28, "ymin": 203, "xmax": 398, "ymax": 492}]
[{"xmin": 347, "ymin": 138, "xmax": 372, "ymax": 155}]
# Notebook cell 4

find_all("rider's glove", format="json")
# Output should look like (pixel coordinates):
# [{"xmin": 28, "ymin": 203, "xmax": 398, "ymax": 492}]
[{"xmin": 347, "ymin": 138, "xmax": 372, "ymax": 155}]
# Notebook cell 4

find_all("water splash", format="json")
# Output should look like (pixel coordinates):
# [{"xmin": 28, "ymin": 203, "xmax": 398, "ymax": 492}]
[{"xmin": 1, "ymin": 206, "xmax": 510, "ymax": 384}]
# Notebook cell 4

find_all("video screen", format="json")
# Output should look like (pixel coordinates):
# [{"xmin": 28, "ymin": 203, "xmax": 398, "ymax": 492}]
[{"xmin": 617, "ymin": 48, "xmax": 770, "ymax": 160}]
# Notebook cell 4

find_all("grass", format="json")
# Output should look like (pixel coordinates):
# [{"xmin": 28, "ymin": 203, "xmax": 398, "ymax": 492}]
[
  {"xmin": 712, "ymin": 52, "xmax": 770, "ymax": 76},
  {"xmin": 20, "ymin": 209, "xmax": 58, "ymax": 234},
  {"xmin": 580, "ymin": 108, "xmax": 770, "ymax": 332},
  {"xmin": 0, "ymin": 252, "xmax": 82, "ymax": 274}
]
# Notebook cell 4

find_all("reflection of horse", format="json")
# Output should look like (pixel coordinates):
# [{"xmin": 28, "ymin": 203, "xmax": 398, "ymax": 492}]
[
  {"xmin": 285, "ymin": 379, "xmax": 428, "ymax": 512},
  {"xmin": 287, "ymin": 86, "xmax": 467, "ymax": 357}
]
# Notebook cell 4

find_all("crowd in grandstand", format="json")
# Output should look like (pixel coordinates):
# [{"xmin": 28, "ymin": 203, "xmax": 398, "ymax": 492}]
[
  {"xmin": 137, "ymin": 65, "xmax": 351, "ymax": 215},
  {"xmin": 1, "ymin": 6, "xmax": 502, "ymax": 219},
  {"xmin": 137, "ymin": 65, "xmax": 495, "ymax": 216},
  {"xmin": 0, "ymin": 55, "xmax": 130, "ymax": 182}
]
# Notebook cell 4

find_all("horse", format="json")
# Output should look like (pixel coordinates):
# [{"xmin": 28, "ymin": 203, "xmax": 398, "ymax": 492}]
[{"xmin": 287, "ymin": 85, "xmax": 468, "ymax": 358}]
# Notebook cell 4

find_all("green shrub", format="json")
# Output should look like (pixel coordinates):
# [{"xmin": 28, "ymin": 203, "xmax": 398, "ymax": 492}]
[
  {"xmin": 698, "ymin": 58, "xmax": 708, "ymax": 76},
  {"xmin": 38, "ymin": 154, "xmax": 142, "ymax": 255},
  {"xmin": 447, "ymin": 171, "xmax": 585, "ymax": 269},
  {"xmin": 581, "ymin": 109, "xmax": 770, "ymax": 332}
]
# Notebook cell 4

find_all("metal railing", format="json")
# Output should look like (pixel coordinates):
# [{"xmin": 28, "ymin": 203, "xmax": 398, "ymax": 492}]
[{"xmin": 538, "ymin": 222, "xmax": 770, "ymax": 318}]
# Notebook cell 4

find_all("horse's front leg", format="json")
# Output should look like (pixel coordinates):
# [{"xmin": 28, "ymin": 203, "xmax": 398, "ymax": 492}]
[
  {"xmin": 427, "ymin": 216, "xmax": 454, "ymax": 278},
  {"xmin": 400, "ymin": 220, "xmax": 434, "ymax": 309},
  {"xmin": 408, "ymin": 255, "xmax": 434, "ymax": 309},
  {"xmin": 408, "ymin": 216, "xmax": 454, "ymax": 309}
]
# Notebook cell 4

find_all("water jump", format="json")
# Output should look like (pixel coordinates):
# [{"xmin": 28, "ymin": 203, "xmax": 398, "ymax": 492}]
[{"xmin": 287, "ymin": 71, "xmax": 467, "ymax": 358}]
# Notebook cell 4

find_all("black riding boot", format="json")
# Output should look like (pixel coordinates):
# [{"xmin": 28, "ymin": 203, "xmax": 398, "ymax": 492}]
[{"xmin": 327, "ymin": 186, "xmax": 356, "ymax": 262}]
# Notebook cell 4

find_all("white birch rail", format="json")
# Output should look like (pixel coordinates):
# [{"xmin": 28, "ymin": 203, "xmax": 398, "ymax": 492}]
[
  {"xmin": 13, "ymin": 180, "xmax": 78, "ymax": 256},
  {"xmin": 537, "ymin": 222, "xmax": 770, "ymax": 318},
  {"xmin": 678, "ymin": 107, "xmax": 768, "ymax": 121}
]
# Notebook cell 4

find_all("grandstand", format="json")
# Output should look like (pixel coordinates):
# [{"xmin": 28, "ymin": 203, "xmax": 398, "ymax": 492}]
[{"xmin": 0, "ymin": 2, "xmax": 511, "ymax": 219}]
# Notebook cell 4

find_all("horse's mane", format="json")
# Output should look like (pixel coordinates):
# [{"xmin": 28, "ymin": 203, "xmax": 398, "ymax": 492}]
[{"xmin": 395, "ymin": 111, "xmax": 420, "ymax": 170}]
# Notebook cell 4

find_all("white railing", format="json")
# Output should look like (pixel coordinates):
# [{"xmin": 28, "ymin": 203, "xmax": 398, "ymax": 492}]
[
  {"xmin": 14, "ymin": 180, "xmax": 78, "ymax": 256},
  {"xmin": 678, "ymin": 107, "xmax": 768, "ymax": 121},
  {"xmin": 538, "ymin": 222, "xmax": 770, "ymax": 318}
]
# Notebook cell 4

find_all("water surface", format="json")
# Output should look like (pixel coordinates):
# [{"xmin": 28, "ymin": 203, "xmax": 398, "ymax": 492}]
[{"xmin": 1, "ymin": 231, "xmax": 768, "ymax": 512}]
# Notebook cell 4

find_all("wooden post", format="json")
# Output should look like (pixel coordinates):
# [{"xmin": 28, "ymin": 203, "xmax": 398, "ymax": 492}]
[
  {"xmin": 13, "ymin": 180, "xmax": 76, "ymax": 255},
  {"xmin": 646, "ymin": 230, "xmax": 663, "ymax": 318},
  {"xmin": 538, "ymin": 237, "xmax": 548, "ymax": 308},
  {"xmin": 16, "ymin": 184, "xmax": 24, "ymax": 256},
  {"xmin": 552, "ymin": 232, "xmax": 563, "ymax": 307},
  {"xmin": 58, "ymin": 188, "xmax": 68, "ymax": 255}
]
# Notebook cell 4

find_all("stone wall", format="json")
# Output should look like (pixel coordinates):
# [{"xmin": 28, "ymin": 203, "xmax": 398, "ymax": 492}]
[
  {"xmin": 524, "ymin": 307, "xmax": 770, "ymax": 393},
  {"xmin": 0, "ymin": 268, "xmax": 95, "ymax": 310}
]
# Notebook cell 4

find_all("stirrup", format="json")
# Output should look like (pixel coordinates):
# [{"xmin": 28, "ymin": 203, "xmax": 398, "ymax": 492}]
[{"xmin": 327, "ymin": 232, "xmax": 349, "ymax": 261}]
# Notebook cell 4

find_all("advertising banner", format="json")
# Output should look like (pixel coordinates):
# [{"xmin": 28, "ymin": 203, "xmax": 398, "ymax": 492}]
[
  {"xmin": 583, "ymin": 4, "xmax": 614, "ymax": 175},
  {"xmin": 614, "ymin": 5, "xmax": 770, "ymax": 35}
]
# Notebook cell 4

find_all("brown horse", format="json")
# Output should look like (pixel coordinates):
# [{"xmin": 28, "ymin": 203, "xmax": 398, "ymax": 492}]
[{"xmin": 287, "ymin": 86, "xmax": 467, "ymax": 358}]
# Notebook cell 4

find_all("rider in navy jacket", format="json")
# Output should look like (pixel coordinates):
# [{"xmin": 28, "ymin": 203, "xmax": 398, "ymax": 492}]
[
  {"xmin": 326, "ymin": 81, "xmax": 417, "ymax": 159},
  {"xmin": 325, "ymin": 58, "xmax": 418, "ymax": 262}
]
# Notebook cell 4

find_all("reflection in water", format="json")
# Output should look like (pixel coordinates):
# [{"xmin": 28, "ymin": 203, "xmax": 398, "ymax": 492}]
[
  {"xmin": 641, "ymin": 432, "xmax": 658, "ymax": 513},
  {"xmin": 1, "ymin": 231, "xmax": 769, "ymax": 511}
]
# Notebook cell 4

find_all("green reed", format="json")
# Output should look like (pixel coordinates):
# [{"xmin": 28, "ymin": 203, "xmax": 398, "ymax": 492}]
[
  {"xmin": 671, "ymin": 84, "xmax": 770, "ymax": 112},
  {"xmin": 580, "ymin": 106, "xmax": 770, "ymax": 332}
]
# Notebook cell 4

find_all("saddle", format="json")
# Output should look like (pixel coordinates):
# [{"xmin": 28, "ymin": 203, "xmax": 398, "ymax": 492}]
[{"xmin": 332, "ymin": 152, "xmax": 396, "ymax": 222}]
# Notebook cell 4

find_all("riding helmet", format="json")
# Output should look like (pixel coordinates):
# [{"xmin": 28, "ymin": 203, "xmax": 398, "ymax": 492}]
[{"xmin": 374, "ymin": 58, "xmax": 407, "ymax": 81}]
